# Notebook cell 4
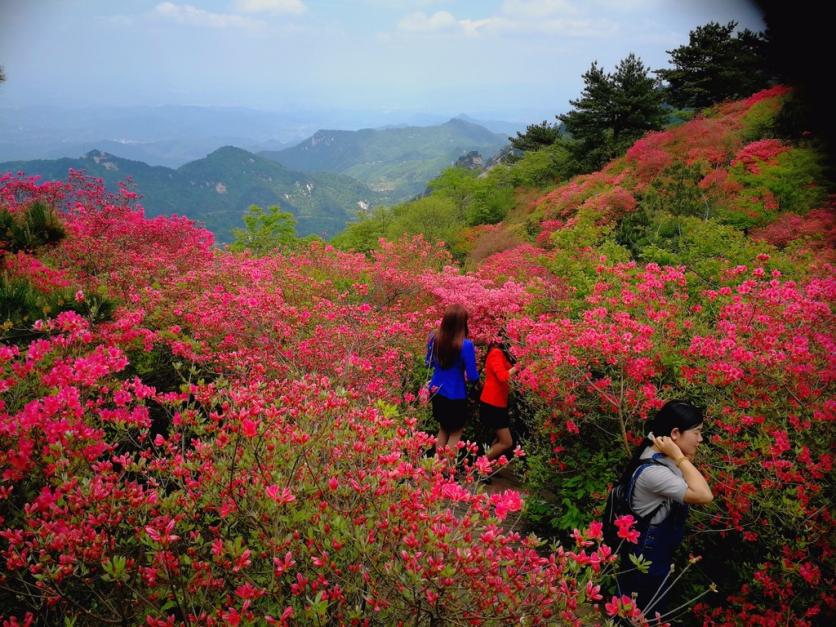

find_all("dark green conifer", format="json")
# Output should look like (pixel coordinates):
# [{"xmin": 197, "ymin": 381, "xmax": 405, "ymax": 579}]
[
  {"xmin": 656, "ymin": 21, "xmax": 771, "ymax": 108},
  {"xmin": 559, "ymin": 54, "xmax": 665, "ymax": 172}
]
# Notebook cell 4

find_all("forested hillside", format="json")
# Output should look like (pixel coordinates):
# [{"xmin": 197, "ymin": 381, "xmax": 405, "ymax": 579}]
[
  {"xmin": 262, "ymin": 118, "xmax": 507, "ymax": 200},
  {"xmin": 0, "ymin": 146, "xmax": 384, "ymax": 241}
]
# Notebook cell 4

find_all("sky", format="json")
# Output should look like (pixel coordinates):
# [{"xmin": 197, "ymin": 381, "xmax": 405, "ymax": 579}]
[{"xmin": 0, "ymin": 0, "xmax": 767, "ymax": 121}]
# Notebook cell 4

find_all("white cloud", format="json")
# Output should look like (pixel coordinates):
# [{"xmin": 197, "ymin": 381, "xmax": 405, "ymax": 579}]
[
  {"xmin": 364, "ymin": 0, "xmax": 452, "ymax": 7},
  {"xmin": 458, "ymin": 17, "xmax": 508, "ymax": 37},
  {"xmin": 233, "ymin": 0, "xmax": 307, "ymax": 15},
  {"xmin": 397, "ymin": 11, "xmax": 458, "ymax": 32},
  {"xmin": 152, "ymin": 3, "xmax": 266, "ymax": 29},
  {"xmin": 593, "ymin": 0, "xmax": 660, "ymax": 10},
  {"xmin": 540, "ymin": 17, "xmax": 618, "ymax": 36},
  {"xmin": 500, "ymin": 0, "xmax": 578, "ymax": 18},
  {"xmin": 393, "ymin": 2, "xmax": 616, "ymax": 39}
]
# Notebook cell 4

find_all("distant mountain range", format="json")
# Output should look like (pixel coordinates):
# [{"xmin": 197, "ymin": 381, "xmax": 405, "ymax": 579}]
[
  {"xmin": 1, "ymin": 117, "xmax": 513, "ymax": 242},
  {"xmin": 261, "ymin": 118, "xmax": 507, "ymax": 199},
  {"xmin": 0, "ymin": 147, "xmax": 384, "ymax": 242},
  {"xmin": 0, "ymin": 105, "xmax": 527, "ymax": 167},
  {"xmin": 0, "ymin": 105, "xmax": 317, "ymax": 167}
]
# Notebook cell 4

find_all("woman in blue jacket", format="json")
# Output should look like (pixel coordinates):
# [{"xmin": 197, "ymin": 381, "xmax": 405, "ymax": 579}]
[{"xmin": 426, "ymin": 303, "xmax": 479, "ymax": 456}]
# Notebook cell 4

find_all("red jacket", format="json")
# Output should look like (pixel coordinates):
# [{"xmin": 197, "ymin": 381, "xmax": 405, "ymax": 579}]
[{"xmin": 480, "ymin": 348, "xmax": 512, "ymax": 408}]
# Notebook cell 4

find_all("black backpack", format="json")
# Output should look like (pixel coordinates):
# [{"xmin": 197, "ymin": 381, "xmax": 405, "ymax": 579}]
[{"xmin": 602, "ymin": 459, "xmax": 665, "ymax": 551}]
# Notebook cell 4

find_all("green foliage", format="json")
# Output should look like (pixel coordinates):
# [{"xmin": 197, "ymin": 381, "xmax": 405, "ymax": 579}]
[
  {"xmin": 545, "ymin": 209, "xmax": 631, "ymax": 301},
  {"xmin": 0, "ymin": 201, "xmax": 76, "ymax": 341},
  {"xmin": 657, "ymin": 21, "xmax": 772, "ymax": 109},
  {"xmin": 520, "ymin": 402, "xmax": 625, "ymax": 538},
  {"xmin": 617, "ymin": 210, "xmax": 780, "ymax": 285},
  {"xmin": 385, "ymin": 196, "xmax": 465, "ymax": 249},
  {"xmin": 638, "ymin": 162, "xmax": 709, "ymax": 218},
  {"xmin": 732, "ymin": 147, "xmax": 826, "ymax": 219},
  {"xmin": 0, "ymin": 275, "xmax": 44, "ymax": 333},
  {"xmin": 331, "ymin": 206, "xmax": 388, "ymax": 253},
  {"xmin": 426, "ymin": 166, "xmax": 480, "ymax": 206},
  {"xmin": 509, "ymin": 120, "xmax": 562, "ymax": 153},
  {"xmin": 335, "ymin": 160, "xmax": 526, "ymax": 255},
  {"xmin": 0, "ymin": 201, "xmax": 66, "ymax": 253},
  {"xmin": 739, "ymin": 95, "xmax": 787, "ymax": 142},
  {"xmin": 560, "ymin": 54, "xmax": 666, "ymax": 173},
  {"xmin": 229, "ymin": 204, "xmax": 298, "ymax": 255},
  {"xmin": 427, "ymin": 165, "xmax": 515, "ymax": 225},
  {"xmin": 0, "ymin": 277, "xmax": 114, "ymax": 343},
  {"xmin": 502, "ymin": 141, "xmax": 574, "ymax": 188}
]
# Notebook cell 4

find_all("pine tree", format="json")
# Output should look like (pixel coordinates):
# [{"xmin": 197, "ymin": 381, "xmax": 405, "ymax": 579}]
[
  {"xmin": 657, "ymin": 21, "xmax": 771, "ymax": 109},
  {"xmin": 559, "ymin": 55, "xmax": 664, "ymax": 173},
  {"xmin": 509, "ymin": 120, "xmax": 562, "ymax": 152},
  {"xmin": 610, "ymin": 54, "xmax": 667, "ymax": 148}
]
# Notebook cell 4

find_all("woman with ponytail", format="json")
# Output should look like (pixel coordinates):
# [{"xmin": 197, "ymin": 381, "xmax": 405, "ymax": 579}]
[
  {"xmin": 616, "ymin": 400, "xmax": 713, "ymax": 616},
  {"xmin": 425, "ymin": 304, "xmax": 479, "ymax": 456}
]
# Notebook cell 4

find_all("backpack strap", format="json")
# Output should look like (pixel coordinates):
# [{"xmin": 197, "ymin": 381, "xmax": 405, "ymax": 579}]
[{"xmin": 627, "ymin": 455, "xmax": 667, "ymax": 524}]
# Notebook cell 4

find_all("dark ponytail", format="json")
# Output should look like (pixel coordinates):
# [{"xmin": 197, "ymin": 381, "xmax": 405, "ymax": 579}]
[
  {"xmin": 488, "ymin": 328, "xmax": 516, "ymax": 365},
  {"xmin": 618, "ymin": 400, "xmax": 704, "ymax": 486}
]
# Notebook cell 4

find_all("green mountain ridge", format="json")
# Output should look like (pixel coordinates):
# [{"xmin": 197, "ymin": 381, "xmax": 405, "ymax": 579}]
[
  {"xmin": 261, "ymin": 118, "xmax": 507, "ymax": 199},
  {"xmin": 0, "ymin": 147, "xmax": 385, "ymax": 242}
]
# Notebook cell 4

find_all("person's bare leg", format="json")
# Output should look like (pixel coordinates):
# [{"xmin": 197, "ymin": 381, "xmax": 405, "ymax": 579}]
[
  {"xmin": 436, "ymin": 429, "xmax": 449, "ymax": 456},
  {"xmin": 446, "ymin": 429, "xmax": 464, "ymax": 451},
  {"xmin": 487, "ymin": 428, "xmax": 513, "ymax": 460}
]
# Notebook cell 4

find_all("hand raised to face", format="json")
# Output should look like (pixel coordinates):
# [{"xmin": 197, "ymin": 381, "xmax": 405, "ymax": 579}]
[{"xmin": 650, "ymin": 434, "xmax": 684, "ymax": 460}]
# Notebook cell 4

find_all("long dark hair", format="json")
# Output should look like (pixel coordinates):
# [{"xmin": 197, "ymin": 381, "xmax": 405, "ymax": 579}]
[
  {"xmin": 433, "ymin": 304, "xmax": 469, "ymax": 368},
  {"xmin": 618, "ymin": 400, "xmax": 704, "ymax": 486}
]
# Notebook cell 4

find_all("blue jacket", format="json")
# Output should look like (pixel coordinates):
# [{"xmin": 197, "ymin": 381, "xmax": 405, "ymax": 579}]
[{"xmin": 425, "ymin": 334, "xmax": 479, "ymax": 400}]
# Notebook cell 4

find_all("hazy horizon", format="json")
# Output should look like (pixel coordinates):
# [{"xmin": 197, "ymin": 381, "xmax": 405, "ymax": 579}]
[{"xmin": 1, "ymin": 0, "xmax": 766, "ymax": 121}]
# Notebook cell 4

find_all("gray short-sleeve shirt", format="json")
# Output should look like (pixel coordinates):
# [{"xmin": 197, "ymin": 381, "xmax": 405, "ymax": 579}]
[{"xmin": 630, "ymin": 448, "xmax": 688, "ymax": 525}]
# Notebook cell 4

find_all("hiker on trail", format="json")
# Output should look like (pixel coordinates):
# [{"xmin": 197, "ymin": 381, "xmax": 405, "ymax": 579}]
[
  {"xmin": 616, "ymin": 400, "xmax": 713, "ymax": 617},
  {"xmin": 426, "ymin": 304, "xmax": 479, "ymax": 457},
  {"xmin": 479, "ymin": 336, "xmax": 516, "ymax": 462}
]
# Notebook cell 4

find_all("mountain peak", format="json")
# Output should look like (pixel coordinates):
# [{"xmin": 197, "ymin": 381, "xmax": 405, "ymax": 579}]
[
  {"xmin": 206, "ymin": 145, "xmax": 254, "ymax": 159},
  {"xmin": 84, "ymin": 149, "xmax": 116, "ymax": 160},
  {"xmin": 446, "ymin": 117, "xmax": 478, "ymax": 127}
]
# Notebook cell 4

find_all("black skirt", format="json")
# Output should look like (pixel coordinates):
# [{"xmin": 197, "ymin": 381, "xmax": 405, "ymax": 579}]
[
  {"xmin": 479, "ymin": 401, "xmax": 510, "ymax": 430},
  {"xmin": 432, "ymin": 394, "xmax": 468, "ymax": 432}
]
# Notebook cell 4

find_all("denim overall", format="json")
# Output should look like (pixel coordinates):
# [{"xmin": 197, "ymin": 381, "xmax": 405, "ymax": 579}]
[{"xmin": 617, "ymin": 453, "xmax": 689, "ymax": 616}]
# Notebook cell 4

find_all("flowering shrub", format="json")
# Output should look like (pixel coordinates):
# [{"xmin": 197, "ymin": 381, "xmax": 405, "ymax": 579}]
[
  {"xmin": 1, "ymin": 174, "xmax": 637, "ymax": 625},
  {"xmin": 1, "ymin": 84, "xmax": 834, "ymax": 625},
  {"xmin": 750, "ymin": 205, "xmax": 836, "ymax": 252},
  {"xmin": 0, "ymin": 315, "xmax": 620, "ymax": 623}
]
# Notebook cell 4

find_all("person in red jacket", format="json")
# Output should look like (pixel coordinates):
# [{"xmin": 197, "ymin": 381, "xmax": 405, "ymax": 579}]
[{"xmin": 479, "ymin": 339, "xmax": 516, "ymax": 460}]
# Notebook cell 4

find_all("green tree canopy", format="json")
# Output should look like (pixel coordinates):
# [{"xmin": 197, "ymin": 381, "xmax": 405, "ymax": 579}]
[
  {"xmin": 559, "ymin": 53, "xmax": 665, "ymax": 173},
  {"xmin": 229, "ymin": 204, "xmax": 298, "ymax": 256},
  {"xmin": 509, "ymin": 120, "xmax": 562, "ymax": 153},
  {"xmin": 656, "ymin": 21, "xmax": 771, "ymax": 109}
]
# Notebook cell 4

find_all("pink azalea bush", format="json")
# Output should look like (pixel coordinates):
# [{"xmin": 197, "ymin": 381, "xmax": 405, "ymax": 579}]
[{"xmin": 1, "ymin": 174, "xmax": 636, "ymax": 625}]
